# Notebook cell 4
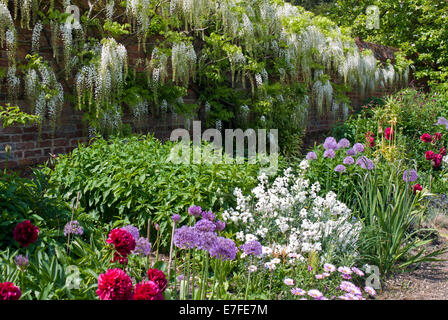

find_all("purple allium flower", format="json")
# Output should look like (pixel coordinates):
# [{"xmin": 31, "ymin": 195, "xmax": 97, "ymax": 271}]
[
  {"xmin": 307, "ymin": 289, "xmax": 323, "ymax": 299},
  {"xmin": 188, "ymin": 205, "xmax": 202, "ymax": 217},
  {"xmin": 435, "ymin": 117, "xmax": 448, "ymax": 129},
  {"xmin": 323, "ymin": 263, "xmax": 336, "ymax": 272},
  {"xmin": 132, "ymin": 237, "xmax": 151, "ymax": 256},
  {"xmin": 353, "ymin": 143, "xmax": 365, "ymax": 154},
  {"xmin": 201, "ymin": 211, "xmax": 216, "ymax": 221},
  {"xmin": 346, "ymin": 148, "xmax": 356, "ymax": 156},
  {"xmin": 307, "ymin": 265, "xmax": 313, "ymax": 272},
  {"xmin": 240, "ymin": 240, "xmax": 263, "ymax": 256},
  {"xmin": 403, "ymin": 169, "xmax": 418, "ymax": 182},
  {"xmin": 323, "ymin": 149, "xmax": 336, "ymax": 159},
  {"xmin": 334, "ymin": 164, "xmax": 346, "ymax": 173},
  {"xmin": 356, "ymin": 156, "xmax": 374, "ymax": 170},
  {"xmin": 14, "ymin": 254, "xmax": 29, "ymax": 269},
  {"xmin": 306, "ymin": 151, "xmax": 317, "ymax": 160},
  {"xmin": 343, "ymin": 156, "xmax": 355, "ymax": 165},
  {"xmin": 337, "ymin": 138, "xmax": 351, "ymax": 149},
  {"xmin": 171, "ymin": 214, "xmax": 181, "ymax": 223},
  {"xmin": 194, "ymin": 219, "xmax": 216, "ymax": 233},
  {"xmin": 64, "ymin": 220, "xmax": 84, "ymax": 237},
  {"xmin": 214, "ymin": 220, "xmax": 226, "ymax": 232},
  {"xmin": 291, "ymin": 288, "xmax": 306, "ymax": 296},
  {"xmin": 323, "ymin": 137, "xmax": 338, "ymax": 150},
  {"xmin": 351, "ymin": 267, "xmax": 365, "ymax": 277},
  {"xmin": 195, "ymin": 231, "xmax": 218, "ymax": 252},
  {"xmin": 122, "ymin": 225, "xmax": 139, "ymax": 240},
  {"xmin": 209, "ymin": 237, "xmax": 238, "ymax": 261},
  {"xmin": 173, "ymin": 226, "xmax": 198, "ymax": 249}
]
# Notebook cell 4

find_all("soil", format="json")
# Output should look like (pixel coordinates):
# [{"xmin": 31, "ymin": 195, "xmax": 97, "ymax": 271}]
[{"xmin": 377, "ymin": 229, "xmax": 448, "ymax": 300}]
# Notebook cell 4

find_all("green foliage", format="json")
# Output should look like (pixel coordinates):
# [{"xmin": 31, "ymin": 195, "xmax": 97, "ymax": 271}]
[
  {"xmin": 0, "ymin": 105, "xmax": 40, "ymax": 128},
  {"xmin": 44, "ymin": 135, "xmax": 276, "ymax": 248},
  {"xmin": 354, "ymin": 163, "xmax": 446, "ymax": 275},
  {"xmin": 0, "ymin": 170, "xmax": 71, "ymax": 249},
  {"xmin": 325, "ymin": 0, "xmax": 448, "ymax": 88}
]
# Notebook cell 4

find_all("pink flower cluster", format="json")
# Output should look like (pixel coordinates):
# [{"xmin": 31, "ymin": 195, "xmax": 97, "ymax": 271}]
[{"xmin": 96, "ymin": 268, "xmax": 167, "ymax": 300}]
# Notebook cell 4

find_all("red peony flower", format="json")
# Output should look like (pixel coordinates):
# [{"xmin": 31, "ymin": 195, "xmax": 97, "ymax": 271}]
[
  {"xmin": 146, "ymin": 268, "xmax": 167, "ymax": 292},
  {"xmin": 433, "ymin": 132, "xmax": 442, "ymax": 141},
  {"xmin": 385, "ymin": 127, "xmax": 394, "ymax": 141},
  {"xmin": 364, "ymin": 132, "xmax": 375, "ymax": 147},
  {"xmin": 133, "ymin": 281, "xmax": 164, "ymax": 300},
  {"xmin": 425, "ymin": 150, "xmax": 435, "ymax": 160},
  {"xmin": 413, "ymin": 184, "xmax": 423, "ymax": 194},
  {"xmin": 420, "ymin": 133, "xmax": 433, "ymax": 143},
  {"xmin": 106, "ymin": 228, "xmax": 136, "ymax": 263},
  {"xmin": 440, "ymin": 147, "xmax": 447, "ymax": 156},
  {"xmin": 96, "ymin": 268, "xmax": 134, "ymax": 300},
  {"xmin": 13, "ymin": 220, "xmax": 39, "ymax": 247},
  {"xmin": 0, "ymin": 282, "xmax": 21, "ymax": 300},
  {"xmin": 432, "ymin": 153, "xmax": 443, "ymax": 168}
]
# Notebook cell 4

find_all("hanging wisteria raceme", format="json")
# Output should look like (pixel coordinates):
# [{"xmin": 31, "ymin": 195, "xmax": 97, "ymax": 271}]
[
  {"xmin": 126, "ymin": 0, "xmax": 151, "ymax": 48},
  {"xmin": 0, "ymin": 2, "xmax": 13, "ymax": 47},
  {"xmin": 171, "ymin": 42, "xmax": 196, "ymax": 86},
  {"xmin": 24, "ymin": 62, "xmax": 64, "ymax": 127},
  {"xmin": 31, "ymin": 21, "xmax": 43, "ymax": 54},
  {"xmin": 5, "ymin": 29, "xmax": 16, "ymax": 66},
  {"xmin": 6, "ymin": 64, "xmax": 20, "ymax": 103},
  {"xmin": 74, "ymin": 38, "xmax": 128, "ymax": 129}
]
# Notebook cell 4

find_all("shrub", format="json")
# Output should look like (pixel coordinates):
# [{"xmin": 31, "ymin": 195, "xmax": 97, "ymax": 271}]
[{"xmin": 45, "ymin": 135, "xmax": 281, "ymax": 247}]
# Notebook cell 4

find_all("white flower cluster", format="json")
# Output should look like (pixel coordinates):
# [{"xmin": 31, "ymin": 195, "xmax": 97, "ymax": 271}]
[
  {"xmin": 24, "ymin": 63, "xmax": 64, "ymax": 125},
  {"xmin": 171, "ymin": 42, "xmax": 197, "ymax": 86},
  {"xmin": 223, "ymin": 161, "xmax": 361, "ymax": 262}
]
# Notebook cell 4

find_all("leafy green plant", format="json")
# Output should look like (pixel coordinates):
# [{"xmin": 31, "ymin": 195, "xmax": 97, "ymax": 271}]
[
  {"xmin": 44, "ymin": 135, "xmax": 280, "ymax": 248},
  {"xmin": 354, "ymin": 163, "xmax": 446, "ymax": 275}
]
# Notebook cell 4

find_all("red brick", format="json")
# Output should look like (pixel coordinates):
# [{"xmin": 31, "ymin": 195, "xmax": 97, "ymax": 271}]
[
  {"xmin": 22, "ymin": 134, "xmax": 38, "ymax": 141},
  {"xmin": 18, "ymin": 158, "xmax": 36, "ymax": 167},
  {"xmin": 24, "ymin": 149, "xmax": 43, "ymax": 158},
  {"xmin": 37, "ymin": 140, "xmax": 53, "ymax": 148},
  {"xmin": 2, "ymin": 127, "xmax": 23, "ymax": 134},
  {"xmin": 17, "ymin": 141, "xmax": 36, "ymax": 150},
  {"xmin": 53, "ymin": 138, "xmax": 68, "ymax": 147},
  {"xmin": 23, "ymin": 126, "xmax": 39, "ymax": 133},
  {"xmin": 52, "ymin": 147, "xmax": 66, "ymax": 154},
  {"xmin": 0, "ymin": 160, "xmax": 18, "ymax": 169},
  {"xmin": 0, "ymin": 135, "xmax": 10, "ymax": 142}
]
